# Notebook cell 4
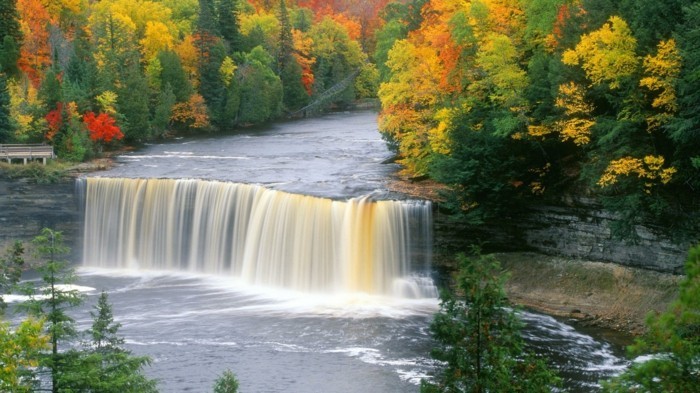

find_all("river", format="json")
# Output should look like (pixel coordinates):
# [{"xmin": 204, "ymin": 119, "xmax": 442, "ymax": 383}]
[{"xmin": 70, "ymin": 111, "xmax": 627, "ymax": 391}]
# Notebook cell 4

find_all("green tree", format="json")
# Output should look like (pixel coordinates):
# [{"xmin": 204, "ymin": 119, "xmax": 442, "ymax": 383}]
[
  {"xmin": 117, "ymin": 64, "xmax": 152, "ymax": 141},
  {"xmin": 0, "ymin": 318, "xmax": 48, "ymax": 392},
  {"xmin": 276, "ymin": 0, "xmax": 306, "ymax": 110},
  {"xmin": 59, "ymin": 292, "xmax": 158, "ymax": 393},
  {"xmin": 218, "ymin": 0, "xmax": 241, "ymax": 52},
  {"xmin": 0, "ymin": 0, "xmax": 22, "ymax": 77},
  {"xmin": 153, "ymin": 82, "xmax": 176, "ymax": 137},
  {"xmin": 421, "ymin": 251, "xmax": 560, "ymax": 392},
  {"xmin": 0, "ymin": 241, "xmax": 24, "ymax": 312},
  {"xmin": 158, "ymin": 50, "xmax": 193, "ymax": 103},
  {"xmin": 22, "ymin": 228, "xmax": 85, "ymax": 393},
  {"xmin": 0, "ymin": 73, "xmax": 13, "ymax": 143},
  {"xmin": 213, "ymin": 370, "xmax": 239, "ymax": 393},
  {"xmin": 602, "ymin": 244, "xmax": 700, "ymax": 392},
  {"xmin": 237, "ymin": 46, "xmax": 282, "ymax": 123}
]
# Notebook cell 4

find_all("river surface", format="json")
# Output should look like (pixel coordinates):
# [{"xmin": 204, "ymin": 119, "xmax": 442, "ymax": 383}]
[{"xmin": 70, "ymin": 111, "xmax": 628, "ymax": 391}]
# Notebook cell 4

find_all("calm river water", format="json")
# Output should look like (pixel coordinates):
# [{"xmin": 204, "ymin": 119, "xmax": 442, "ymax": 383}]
[{"xmin": 71, "ymin": 111, "xmax": 628, "ymax": 392}]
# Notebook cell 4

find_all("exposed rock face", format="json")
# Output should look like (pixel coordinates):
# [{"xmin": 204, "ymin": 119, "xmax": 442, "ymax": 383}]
[
  {"xmin": 0, "ymin": 177, "xmax": 82, "ymax": 260},
  {"xmin": 433, "ymin": 198, "xmax": 689, "ymax": 275},
  {"xmin": 519, "ymin": 201, "xmax": 688, "ymax": 274}
]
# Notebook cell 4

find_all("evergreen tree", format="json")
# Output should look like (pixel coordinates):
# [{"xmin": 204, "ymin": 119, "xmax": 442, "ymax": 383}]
[
  {"xmin": 421, "ymin": 251, "xmax": 560, "ymax": 392},
  {"xmin": 117, "ymin": 64, "xmax": 151, "ymax": 141},
  {"xmin": 22, "ymin": 228, "xmax": 85, "ymax": 393},
  {"xmin": 602, "ymin": 245, "xmax": 700, "ymax": 392},
  {"xmin": 153, "ymin": 82, "xmax": 176, "ymax": 137},
  {"xmin": 0, "ymin": 241, "xmax": 24, "ymax": 313},
  {"xmin": 0, "ymin": 0, "xmax": 22, "ymax": 77},
  {"xmin": 276, "ymin": 0, "xmax": 307, "ymax": 110},
  {"xmin": 0, "ymin": 73, "xmax": 13, "ymax": 143},
  {"xmin": 218, "ymin": 0, "xmax": 241, "ymax": 53},
  {"xmin": 158, "ymin": 50, "xmax": 193, "ymax": 103},
  {"xmin": 213, "ymin": 370, "xmax": 240, "ymax": 393},
  {"xmin": 60, "ymin": 292, "xmax": 158, "ymax": 393}
]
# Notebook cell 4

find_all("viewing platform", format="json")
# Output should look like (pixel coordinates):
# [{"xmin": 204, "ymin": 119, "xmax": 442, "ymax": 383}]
[{"xmin": 0, "ymin": 144, "xmax": 55, "ymax": 165}]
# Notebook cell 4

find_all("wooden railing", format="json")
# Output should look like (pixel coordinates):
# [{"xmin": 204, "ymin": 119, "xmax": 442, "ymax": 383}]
[{"xmin": 0, "ymin": 144, "xmax": 55, "ymax": 165}]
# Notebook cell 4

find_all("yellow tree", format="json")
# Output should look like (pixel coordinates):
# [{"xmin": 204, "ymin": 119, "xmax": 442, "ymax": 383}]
[
  {"xmin": 640, "ymin": 39, "xmax": 681, "ymax": 131},
  {"xmin": 378, "ymin": 39, "xmax": 443, "ymax": 175},
  {"xmin": 562, "ymin": 16, "xmax": 638, "ymax": 89},
  {"xmin": 140, "ymin": 20, "xmax": 175, "ymax": 62}
]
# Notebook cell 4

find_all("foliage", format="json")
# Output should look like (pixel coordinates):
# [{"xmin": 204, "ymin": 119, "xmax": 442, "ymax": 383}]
[
  {"xmin": 83, "ymin": 111, "xmax": 124, "ymax": 144},
  {"xmin": 21, "ymin": 228, "xmax": 85, "ymax": 393},
  {"xmin": 602, "ymin": 244, "xmax": 700, "ymax": 392},
  {"xmin": 59, "ymin": 292, "xmax": 158, "ymax": 393},
  {"xmin": 0, "ymin": 74, "xmax": 13, "ymax": 143},
  {"xmin": 376, "ymin": 0, "xmax": 700, "ymax": 240},
  {"xmin": 0, "ymin": 161, "xmax": 67, "ymax": 183},
  {"xmin": 0, "ymin": 318, "xmax": 48, "ymax": 392},
  {"xmin": 0, "ymin": 241, "xmax": 24, "ymax": 313},
  {"xmin": 171, "ymin": 93, "xmax": 211, "ymax": 131},
  {"xmin": 213, "ymin": 370, "xmax": 240, "ymax": 393},
  {"xmin": 422, "ymin": 251, "xmax": 560, "ymax": 392}
]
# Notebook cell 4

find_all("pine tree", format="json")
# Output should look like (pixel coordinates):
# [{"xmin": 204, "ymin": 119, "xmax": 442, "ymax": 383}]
[
  {"xmin": 213, "ymin": 370, "xmax": 240, "ymax": 393},
  {"xmin": 218, "ymin": 0, "xmax": 241, "ymax": 53},
  {"xmin": 22, "ymin": 228, "xmax": 85, "ymax": 393},
  {"xmin": 276, "ymin": 0, "xmax": 307, "ymax": 110},
  {"xmin": 59, "ymin": 292, "xmax": 158, "ymax": 393},
  {"xmin": 0, "ymin": 241, "xmax": 24, "ymax": 313},
  {"xmin": 0, "ymin": 0, "xmax": 22, "ymax": 76},
  {"xmin": 421, "ymin": 250, "xmax": 560, "ymax": 392},
  {"xmin": 0, "ymin": 73, "xmax": 13, "ymax": 143}
]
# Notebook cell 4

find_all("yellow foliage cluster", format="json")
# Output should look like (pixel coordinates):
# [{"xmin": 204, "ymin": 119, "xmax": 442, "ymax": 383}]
[
  {"xmin": 640, "ymin": 39, "xmax": 681, "ymax": 131},
  {"xmin": 598, "ymin": 155, "xmax": 677, "ymax": 189},
  {"xmin": 554, "ymin": 82, "xmax": 595, "ymax": 145},
  {"xmin": 0, "ymin": 318, "xmax": 48, "ymax": 392},
  {"xmin": 562, "ymin": 16, "xmax": 638, "ymax": 89}
]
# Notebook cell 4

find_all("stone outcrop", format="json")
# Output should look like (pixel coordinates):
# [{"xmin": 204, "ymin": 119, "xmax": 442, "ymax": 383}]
[
  {"xmin": 433, "ymin": 198, "xmax": 690, "ymax": 275},
  {"xmin": 0, "ymin": 176, "xmax": 82, "ymax": 260}
]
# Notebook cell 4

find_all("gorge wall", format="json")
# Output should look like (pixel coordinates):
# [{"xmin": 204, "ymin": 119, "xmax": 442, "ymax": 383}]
[
  {"xmin": 0, "ymin": 177, "xmax": 82, "ymax": 261},
  {"xmin": 434, "ymin": 197, "xmax": 689, "ymax": 274}
]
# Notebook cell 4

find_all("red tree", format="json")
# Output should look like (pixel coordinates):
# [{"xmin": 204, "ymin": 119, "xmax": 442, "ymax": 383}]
[
  {"xmin": 83, "ymin": 112, "xmax": 123, "ymax": 143},
  {"xmin": 45, "ymin": 103, "xmax": 63, "ymax": 141}
]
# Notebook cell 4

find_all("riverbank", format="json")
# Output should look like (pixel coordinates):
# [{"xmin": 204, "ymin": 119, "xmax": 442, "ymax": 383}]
[{"xmin": 496, "ymin": 252, "xmax": 681, "ymax": 336}]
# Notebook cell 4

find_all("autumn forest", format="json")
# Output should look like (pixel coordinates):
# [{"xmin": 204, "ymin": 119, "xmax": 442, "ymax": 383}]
[{"xmin": 1, "ymin": 0, "xmax": 700, "ymax": 236}]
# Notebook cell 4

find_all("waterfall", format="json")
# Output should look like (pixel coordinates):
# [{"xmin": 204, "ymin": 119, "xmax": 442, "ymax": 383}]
[{"xmin": 80, "ymin": 177, "xmax": 436, "ymax": 298}]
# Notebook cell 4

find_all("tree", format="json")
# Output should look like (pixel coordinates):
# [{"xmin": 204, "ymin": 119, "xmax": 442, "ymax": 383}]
[
  {"xmin": 0, "ymin": 318, "xmax": 48, "ymax": 392},
  {"xmin": 0, "ymin": 0, "xmax": 22, "ymax": 77},
  {"xmin": 602, "ymin": 244, "xmax": 700, "ymax": 392},
  {"xmin": 218, "ymin": 0, "xmax": 241, "ymax": 52},
  {"xmin": 83, "ymin": 111, "xmax": 124, "ymax": 145},
  {"xmin": 22, "ymin": 228, "xmax": 85, "ymax": 393},
  {"xmin": 421, "ymin": 251, "xmax": 560, "ymax": 392},
  {"xmin": 0, "ymin": 241, "xmax": 25, "ymax": 313},
  {"xmin": 213, "ymin": 370, "xmax": 240, "ymax": 393},
  {"xmin": 117, "ymin": 64, "xmax": 152, "ymax": 141},
  {"xmin": 0, "ymin": 74, "xmax": 13, "ymax": 143},
  {"xmin": 59, "ymin": 292, "xmax": 158, "ymax": 393},
  {"xmin": 237, "ymin": 46, "xmax": 282, "ymax": 123},
  {"xmin": 562, "ymin": 16, "xmax": 638, "ymax": 89}
]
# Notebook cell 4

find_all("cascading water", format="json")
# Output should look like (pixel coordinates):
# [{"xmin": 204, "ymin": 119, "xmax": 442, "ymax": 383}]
[{"xmin": 79, "ymin": 177, "xmax": 436, "ymax": 298}]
